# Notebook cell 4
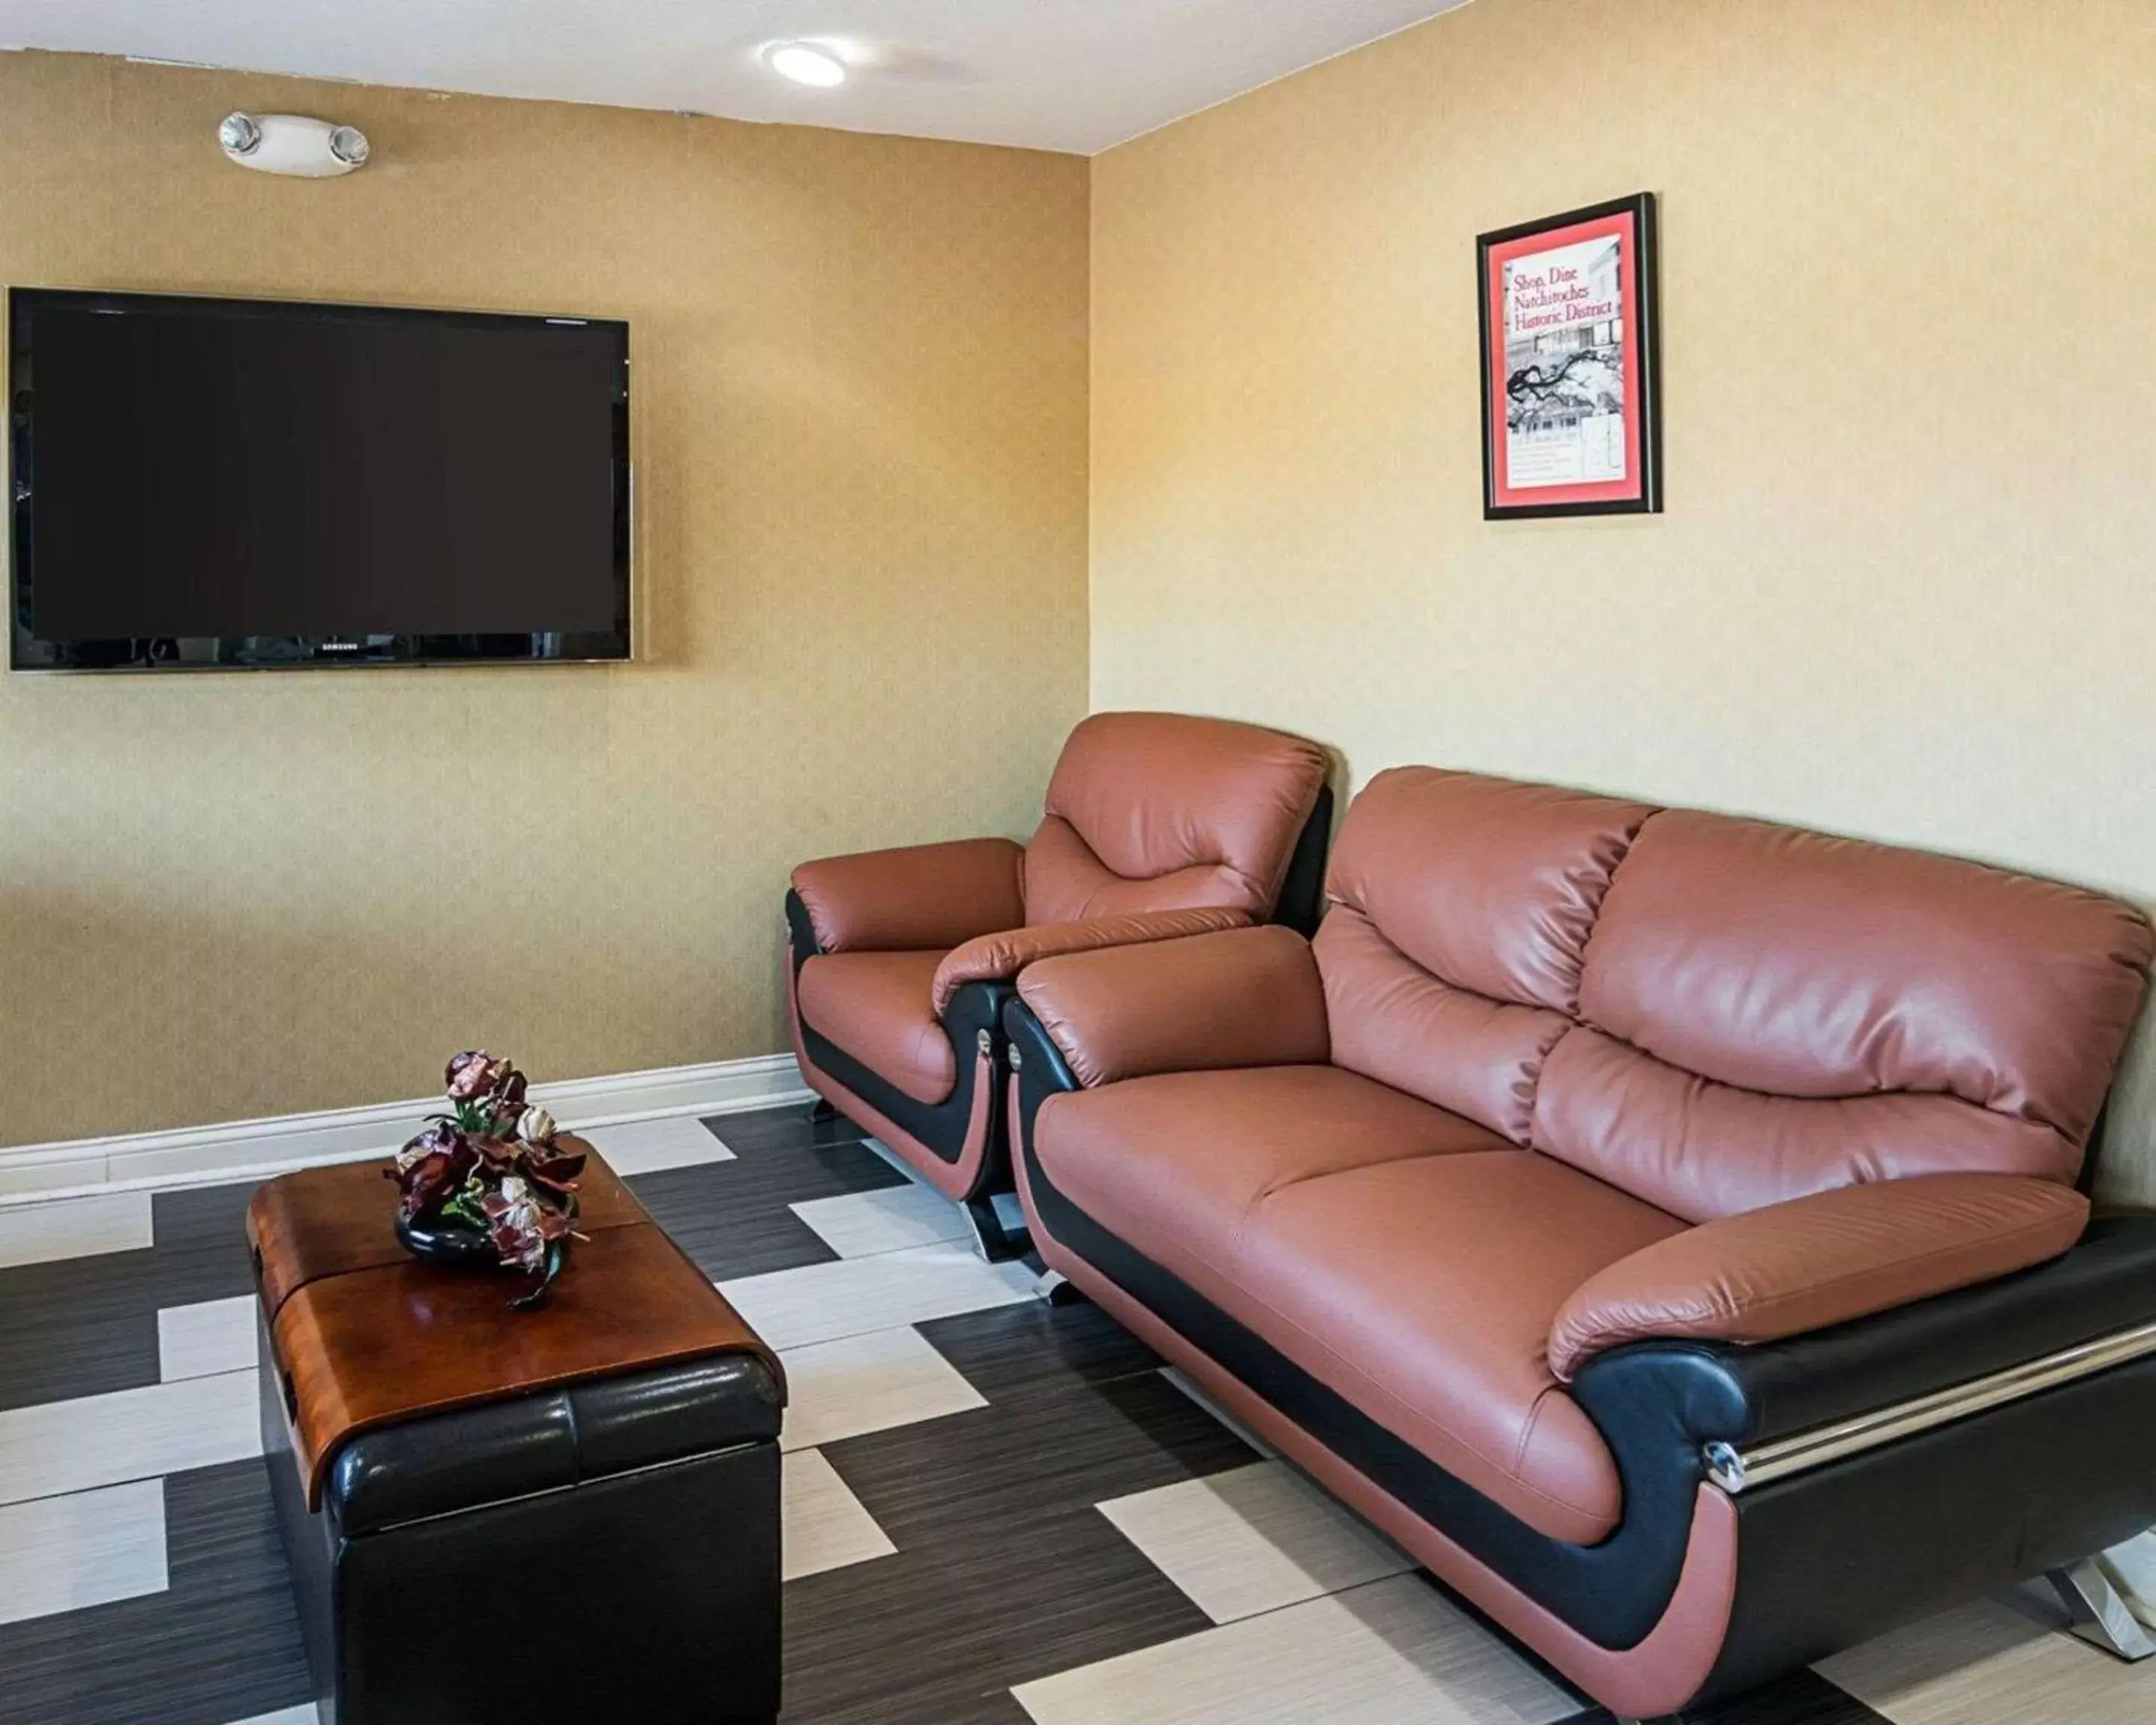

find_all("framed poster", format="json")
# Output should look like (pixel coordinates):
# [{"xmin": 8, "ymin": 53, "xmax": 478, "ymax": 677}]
[{"xmin": 1478, "ymin": 192, "xmax": 1660, "ymax": 518}]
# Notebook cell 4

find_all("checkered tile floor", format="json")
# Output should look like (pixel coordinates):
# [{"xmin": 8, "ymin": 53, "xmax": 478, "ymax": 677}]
[{"xmin": 0, "ymin": 1104, "xmax": 2148, "ymax": 1724}]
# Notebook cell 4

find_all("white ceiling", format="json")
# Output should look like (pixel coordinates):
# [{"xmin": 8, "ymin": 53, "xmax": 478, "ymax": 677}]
[{"xmin": 0, "ymin": 1, "xmax": 1473, "ymax": 156}]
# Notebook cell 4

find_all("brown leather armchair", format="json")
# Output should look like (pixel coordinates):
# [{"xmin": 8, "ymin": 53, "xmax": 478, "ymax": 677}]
[
  {"xmin": 1002, "ymin": 766, "xmax": 2156, "ymax": 1715},
  {"xmin": 785, "ymin": 711, "xmax": 1330, "ymax": 1256}
]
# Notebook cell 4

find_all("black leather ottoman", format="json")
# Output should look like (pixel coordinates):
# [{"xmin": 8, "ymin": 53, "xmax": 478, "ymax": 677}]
[{"xmin": 249, "ymin": 1156, "xmax": 785, "ymax": 1725}]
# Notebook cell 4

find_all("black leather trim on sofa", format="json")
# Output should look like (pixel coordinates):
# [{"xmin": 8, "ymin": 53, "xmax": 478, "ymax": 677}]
[
  {"xmin": 1698, "ymin": 1347, "xmax": 2156, "ymax": 1703},
  {"xmin": 1002, "ymin": 997, "xmax": 1733, "ymax": 1649},
  {"xmin": 1682, "ymin": 1212, "xmax": 2156, "ymax": 1447},
  {"xmin": 1005, "ymin": 993, "xmax": 2156, "ymax": 1667}
]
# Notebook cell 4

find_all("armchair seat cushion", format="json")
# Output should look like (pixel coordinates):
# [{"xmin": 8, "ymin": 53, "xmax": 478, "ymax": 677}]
[{"xmin": 796, "ymin": 951, "xmax": 957, "ymax": 1107}]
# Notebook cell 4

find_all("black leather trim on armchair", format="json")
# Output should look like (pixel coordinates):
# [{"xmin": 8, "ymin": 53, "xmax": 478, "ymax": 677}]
[
  {"xmin": 1274, "ymin": 784, "xmax": 1334, "ymax": 937},
  {"xmin": 1005, "ymin": 993, "xmax": 2156, "ymax": 1670},
  {"xmin": 788, "ymin": 889, "xmax": 1011, "ymax": 1193}
]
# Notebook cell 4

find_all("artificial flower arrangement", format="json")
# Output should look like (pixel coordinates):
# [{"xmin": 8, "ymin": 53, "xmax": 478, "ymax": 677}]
[{"xmin": 388, "ymin": 1051, "xmax": 587, "ymax": 1308}]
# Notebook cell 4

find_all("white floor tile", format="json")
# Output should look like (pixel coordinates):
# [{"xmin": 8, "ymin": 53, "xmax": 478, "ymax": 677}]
[
  {"xmin": 0, "ymin": 1371, "xmax": 261, "ymax": 1506},
  {"xmin": 719, "ymin": 1242, "xmax": 1035, "ymax": 1352},
  {"xmin": 791, "ymin": 1184, "xmax": 970, "ymax": 1259},
  {"xmin": 222, "ymin": 1707, "xmax": 320, "ymax": 1725},
  {"xmin": 856, "ymin": 1142, "xmax": 1024, "ymax": 1234},
  {"xmin": 782, "ymin": 1448, "xmax": 897, "ymax": 1582},
  {"xmin": 1097, "ymin": 1459, "xmax": 1415, "ymax": 1625},
  {"xmin": 159, "ymin": 1297, "xmax": 259, "ymax": 1382},
  {"xmin": 575, "ymin": 1115, "xmax": 735, "ymax": 1177},
  {"xmin": 0, "ymin": 1480, "xmax": 167, "ymax": 1626},
  {"xmin": 1817, "ymin": 1588, "xmax": 2156, "ymax": 1725},
  {"xmin": 0, "ymin": 1191, "xmax": 153, "ymax": 1269},
  {"xmin": 1010, "ymin": 1573, "xmax": 1577, "ymax": 1725},
  {"xmin": 780, "ymin": 1326, "xmax": 987, "ymax": 1453}
]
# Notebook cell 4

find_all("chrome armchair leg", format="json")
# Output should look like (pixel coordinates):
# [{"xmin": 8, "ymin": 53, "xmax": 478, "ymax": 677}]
[{"xmin": 2047, "ymin": 1557, "xmax": 2156, "ymax": 1661}]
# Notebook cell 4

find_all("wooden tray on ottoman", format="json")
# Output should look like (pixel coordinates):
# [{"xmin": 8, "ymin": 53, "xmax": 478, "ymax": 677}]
[{"xmin": 247, "ymin": 1145, "xmax": 786, "ymax": 1725}]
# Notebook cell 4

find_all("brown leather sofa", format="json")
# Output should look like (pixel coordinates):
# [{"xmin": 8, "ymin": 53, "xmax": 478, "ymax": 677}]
[
  {"xmin": 785, "ymin": 712, "xmax": 1330, "ymax": 1256},
  {"xmin": 1002, "ymin": 766, "xmax": 2156, "ymax": 1715}
]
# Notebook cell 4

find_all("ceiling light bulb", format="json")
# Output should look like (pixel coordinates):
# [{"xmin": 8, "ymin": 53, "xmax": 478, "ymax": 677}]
[{"xmin": 764, "ymin": 43, "xmax": 847, "ymax": 88}]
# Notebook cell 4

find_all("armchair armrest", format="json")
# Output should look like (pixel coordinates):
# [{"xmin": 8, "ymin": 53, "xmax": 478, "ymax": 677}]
[
  {"xmin": 930, "ymin": 907, "xmax": 1253, "ymax": 1017},
  {"xmin": 1548, "ymin": 1174, "xmax": 2089, "ymax": 1381},
  {"xmin": 1014, "ymin": 923, "xmax": 1328, "ymax": 1089},
  {"xmin": 791, "ymin": 837, "xmax": 1025, "ymax": 954}
]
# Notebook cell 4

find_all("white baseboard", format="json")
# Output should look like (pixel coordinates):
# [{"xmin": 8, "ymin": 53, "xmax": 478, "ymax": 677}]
[{"xmin": 0, "ymin": 1053, "xmax": 811, "ymax": 1206}]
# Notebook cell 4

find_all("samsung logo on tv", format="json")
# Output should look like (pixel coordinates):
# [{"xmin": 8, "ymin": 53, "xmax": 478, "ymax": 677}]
[{"xmin": 318, "ymin": 642, "xmax": 361, "ymax": 652}]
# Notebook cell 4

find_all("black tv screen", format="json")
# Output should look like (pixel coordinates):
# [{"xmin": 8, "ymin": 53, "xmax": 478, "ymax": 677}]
[{"xmin": 8, "ymin": 289, "xmax": 630, "ymax": 670}]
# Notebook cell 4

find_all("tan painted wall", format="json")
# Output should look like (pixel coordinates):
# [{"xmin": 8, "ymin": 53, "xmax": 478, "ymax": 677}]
[
  {"xmin": 1090, "ymin": 0, "xmax": 2156, "ymax": 1204},
  {"xmin": 0, "ymin": 51, "xmax": 1089, "ymax": 1146}
]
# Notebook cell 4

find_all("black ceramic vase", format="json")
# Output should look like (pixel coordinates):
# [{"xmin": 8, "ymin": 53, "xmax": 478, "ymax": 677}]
[{"xmin": 394, "ymin": 1208, "xmax": 573, "ymax": 1310}]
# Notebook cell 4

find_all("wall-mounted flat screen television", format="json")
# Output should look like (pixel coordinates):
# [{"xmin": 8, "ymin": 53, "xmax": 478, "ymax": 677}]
[{"xmin": 7, "ymin": 289, "xmax": 630, "ymax": 670}]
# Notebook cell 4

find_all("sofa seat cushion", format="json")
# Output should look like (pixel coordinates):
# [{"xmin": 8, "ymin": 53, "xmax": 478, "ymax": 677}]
[
  {"xmin": 1035, "ymin": 1065, "xmax": 1510, "ymax": 1292},
  {"xmin": 797, "ymin": 950, "xmax": 957, "ymax": 1106},
  {"xmin": 1038, "ymin": 1074, "xmax": 1690, "ymax": 1544},
  {"xmin": 1229, "ymin": 1151, "xmax": 1687, "ymax": 1544}
]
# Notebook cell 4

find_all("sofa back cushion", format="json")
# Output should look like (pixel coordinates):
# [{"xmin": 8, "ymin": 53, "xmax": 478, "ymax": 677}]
[
  {"xmin": 1024, "ymin": 712, "xmax": 1328, "ymax": 925},
  {"xmin": 1317, "ymin": 768, "xmax": 2155, "ymax": 1222},
  {"xmin": 1318, "ymin": 770, "xmax": 1652, "ymax": 1143},
  {"xmin": 1542, "ymin": 811, "xmax": 2155, "ymax": 1219}
]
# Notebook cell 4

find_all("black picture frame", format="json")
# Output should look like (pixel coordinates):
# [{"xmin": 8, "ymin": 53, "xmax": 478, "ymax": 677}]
[{"xmin": 1477, "ymin": 192, "xmax": 1661, "ymax": 520}]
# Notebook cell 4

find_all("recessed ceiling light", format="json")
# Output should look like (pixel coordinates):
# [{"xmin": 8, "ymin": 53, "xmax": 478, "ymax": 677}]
[{"xmin": 764, "ymin": 42, "xmax": 847, "ymax": 88}]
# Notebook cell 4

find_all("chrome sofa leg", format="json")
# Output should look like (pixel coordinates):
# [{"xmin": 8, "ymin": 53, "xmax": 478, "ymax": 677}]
[
  {"xmin": 1032, "ymin": 1268, "xmax": 1085, "ymax": 1307},
  {"xmin": 2047, "ymin": 1557, "xmax": 2156, "ymax": 1661}
]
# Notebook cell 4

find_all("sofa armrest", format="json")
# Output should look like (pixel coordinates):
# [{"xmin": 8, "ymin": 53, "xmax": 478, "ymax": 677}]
[
  {"xmin": 791, "ymin": 838, "xmax": 1026, "ymax": 955},
  {"xmin": 930, "ymin": 907, "xmax": 1253, "ymax": 1017},
  {"xmin": 1548, "ymin": 1174, "xmax": 2089, "ymax": 1381},
  {"xmin": 1014, "ymin": 923, "xmax": 1328, "ymax": 1089}
]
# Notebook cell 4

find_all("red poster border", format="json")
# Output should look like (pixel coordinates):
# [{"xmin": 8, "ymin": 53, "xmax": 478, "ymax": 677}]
[{"xmin": 1474, "ymin": 196, "xmax": 1655, "ymax": 515}]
